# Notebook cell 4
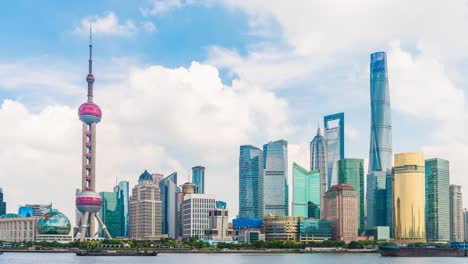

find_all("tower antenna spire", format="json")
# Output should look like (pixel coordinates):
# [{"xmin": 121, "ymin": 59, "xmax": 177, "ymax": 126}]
[{"xmin": 86, "ymin": 23, "xmax": 95, "ymax": 102}]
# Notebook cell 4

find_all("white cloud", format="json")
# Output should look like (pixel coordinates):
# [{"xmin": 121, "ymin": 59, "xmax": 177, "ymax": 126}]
[
  {"xmin": 142, "ymin": 21, "xmax": 157, "ymax": 33},
  {"xmin": 75, "ymin": 12, "xmax": 137, "ymax": 37},
  {"xmin": 141, "ymin": 0, "xmax": 184, "ymax": 16},
  {"xmin": 0, "ymin": 61, "xmax": 289, "ymax": 224}
]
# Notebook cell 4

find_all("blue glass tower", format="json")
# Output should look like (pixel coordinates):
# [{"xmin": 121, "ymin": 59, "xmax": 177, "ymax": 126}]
[
  {"xmin": 239, "ymin": 145, "xmax": 263, "ymax": 218},
  {"xmin": 192, "ymin": 166, "xmax": 205, "ymax": 194},
  {"xmin": 0, "ymin": 188, "xmax": 5, "ymax": 216},
  {"xmin": 263, "ymin": 140, "xmax": 288, "ymax": 216},
  {"xmin": 159, "ymin": 172, "xmax": 179, "ymax": 238},
  {"xmin": 366, "ymin": 171, "xmax": 387, "ymax": 231},
  {"xmin": 324, "ymin": 113, "xmax": 344, "ymax": 189},
  {"xmin": 310, "ymin": 127, "xmax": 328, "ymax": 198},
  {"xmin": 116, "ymin": 181, "xmax": 129, "ymax": 237},
  {"xmin": 369, "ymin": 51, "xmax": 392, "ymax": 173},
  {"xmin": 18, "ymin": 206, "xmax": 34, "ymax": 217}
]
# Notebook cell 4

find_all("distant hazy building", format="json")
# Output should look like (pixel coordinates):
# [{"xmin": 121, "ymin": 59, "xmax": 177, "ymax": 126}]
[
  {"xmin": 0, "ymin": 214, "xmax": 38, "ymax": 242},
  {"xmin": 263, "ymin": 214, "xmax": 301, "ymax": 241},
  {"xmin": 292, "ymin": 162, "xmax": 320, "ymax": 219},
  {"xmin": 129, "ymin": 170, "xmax": 162, "ymax": 240},
  {"xmin": 205, "ymin": 208, "xmax": 230, "ymax": 241},
  {"xmin": 366, "ymin": 171, "xmax": 388, "ymax": 232},
  {"xmin": 299, "ymin": 219, "xmax": 332, "ymax": 242},
  {"xmin": 393, "ymin": 153, "xmax": 426, "ymax": 244},
  {"xmin": 324, "ymin": 184, "xmax": 358, "ymax": 242},
  {"xmin": 192, "ymin": 166, "xmax": 205, "ymax": 194},
  {"xmin": 450, "ymin": 185, "xmax": 464, "ymax": 242},
  {"xmin": 425, "ymin": 158, "xmax": 450, "ymax": 243},
  {"xmin": 263, "ymin": 140, "xmax": 289, "ymax": 216},
  {"xmin": 464, "ymin": 209, "xmax": 468, "ymax": 242},
  {"xmin": 0, "ymin": 188, "xmax": 5, "ymax": 216},
  {"xmin": 160, "ymin": 172, "xmax": 179, "ymax": 239},
  {"xmin": 310, "ymin": 127, "xmax": 328, "ymax": 200},
  {"xmin": 115, "ymin": 181, "xmax": 129, "ymax": 237},
  {"xmin": 337, "ymin": 159, "xmax": 365, "ymax": 234},
  {"xmin": 368, "ymin": 51, "xmax": 393, "ymax": 173},
  {"xmin": 24, "ymin": 204, "xmax": 52, "ymax": 217},
  {"xmin": 324, "ymin": 113, "xmax": 344, "ymax": 189},
  {"xmin": 100, "ymin": 191, "xmax": 123, "ymax": 238},
  {"xmin": 182, "ymin": 193, "xmax": 216, "ymax": 239},
  {"xmin": 239, "ymin": 145, "xmax": 264, "ymax": 219}
]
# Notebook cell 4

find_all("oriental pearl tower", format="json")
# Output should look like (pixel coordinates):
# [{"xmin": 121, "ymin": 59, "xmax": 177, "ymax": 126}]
[{"xmin": 74, "ymin": 27, "xmax": 112, "ymax": 240}]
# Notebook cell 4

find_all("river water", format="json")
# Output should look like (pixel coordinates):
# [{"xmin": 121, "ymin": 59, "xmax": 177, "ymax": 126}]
[{"xmin": 2, "ymin": 252, "xmax": 467, "ymax": 263}]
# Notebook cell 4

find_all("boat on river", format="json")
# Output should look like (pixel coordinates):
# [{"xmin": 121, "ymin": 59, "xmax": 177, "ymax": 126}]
[{"xmin": 379, "ymin": 242, "xmax": 468, "ymax": 257}]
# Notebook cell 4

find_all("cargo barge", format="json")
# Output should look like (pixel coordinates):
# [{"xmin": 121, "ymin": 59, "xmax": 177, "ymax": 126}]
[
  {"xmin": 379, "ymin": 242, "xmax": 468, "ymax": 257},
  {"xmin": 76, "ymin": 250, "xmax": 158, "ymax": 256}
]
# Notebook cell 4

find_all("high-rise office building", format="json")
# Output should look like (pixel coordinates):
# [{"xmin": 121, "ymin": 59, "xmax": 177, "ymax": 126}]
[
  {"xmin": 129, "ymin": 170, "xmax": 162, "ymax": 240},
  {"xmin": 464, "ymin": 209, "xmax": 468, "ymax": 242},
  {"xmin": 23, "ymin": 204, "xmax": 52, "ymax": 217},
  {"xmin": 393, "ymin": 153, "xmax": 426, "ymax": 244},
  {"xmin": 385, "ymin": 172, "xmax": 393, "ymax": 237},
  {"xmin": 310, "ymin": 127, "xmax": 328, "ymax": 199},
  {"xmin": 0, "ymin": 188, "xmax": 6, "ymax": 216},
  {"xmin": 100, "ymin": 191, "xmax": 123, "ymax": 238},
  {"xmin": 239, "ymin": 145, "xmax": 263, "ymax": 218},
  {"xmin": 292, "ymin": 162, "xmax": 320, "ymax": 219},
  {"xmin": 263, "ymin": 140, "xmax": 289, "ymax": 216},
  {"xmin": 159, "ymin": 172, "xmax": 179, "ymax": 239},
  {"xmin": 324, "ymin": 184, "xmax": 358, "ymax": 242},
  {"xmin": 192, "ymin": 166, "xmax": 205, "ymax": 194},
  {"xmin": 369, "ymin": 51, "xmax": 393, "ymax": 173},
  {"xmin": 450, "ymin": 184, "xmax": 464, "ymax": 242},
  {"xmin": 324, "ymin": 113, "xmax": 344, "ymax": 189},
  {"xmin": 115, "ymin": 181, "xmax": 129, "ymax": 237},
  {"xmin": 425, "ymin": 158, "xmax": 450, "ymax": 242},
  {"xmin": 205, "ymin": 207, "xmax": 230, "ymax": 241},
  {"xmin": 18, "ymin": 206, "xmax": 33, "ymax": 217},
  {"xmin": 337, "ymin": 159, "xmax": 364, "ymax": 234},
  {"xmin": 366, "ymin": 171, "xmax": 387, "ymax": 231},
  {"xmin": 181, "ymin": 193, "xmax": 216, "ymax": 239}
]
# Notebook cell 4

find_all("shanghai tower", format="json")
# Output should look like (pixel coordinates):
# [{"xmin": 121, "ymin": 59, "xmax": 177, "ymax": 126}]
[{"xmin": 369, "ymin": 52, "xmax": 392, "ymax": 172}]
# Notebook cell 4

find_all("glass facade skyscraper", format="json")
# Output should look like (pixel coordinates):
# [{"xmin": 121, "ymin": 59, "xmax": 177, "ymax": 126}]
[
  {"xmin": 0, "ymin": 188, "xmax": 5, "ymax": 216},
  {"xmin": 115, "ymin": 181, "xmax": 129, "ymax": 237},
  {"xmin": 160, "ymin": 172, "xmax": 179, "ymax": 238},
  {"xmin": 366, "ymin": 171, "xmax": 387, "ymax": 230},
  {"xmin": 292, "ymin": 162, "xmax": 320, "ymax": 219},
  {"xmin": 239, "ymin": 145, "xmax": 263, "ymax": 219},
  {"xmin": 425, "ymin": 158, "xmax": 450, "ymax": 242},
  {"xmin": 310, "ymin": 127, "xmax": 328, "ymax": 199},
  {"xmin": 337, "ymin": 159, "xmax": 365, "ymax": 234},
  {"xmin": 324, "ymin": 113, "xmax": 344, "ymax": 189},
  {"xmin": 369, "ymin": 51, "xmax": 393, "ymax": 173},
  {"xmin": 192, "ymin": 166, "xmax": 205, "ymax": 194},
  {"xmin": 393, "ymin": 153, "xmax": 426, "ymax": 243},
  {"xmin": 385, "ymin": 171, "xmax": 393, "ymax": 237},
  {"xmin": 100, "ymin": 191, "xmax": 123, "ymax": 238},
  {"xmin": 263, "ymin": 140, "xmax": 288, "ymax": 216}
]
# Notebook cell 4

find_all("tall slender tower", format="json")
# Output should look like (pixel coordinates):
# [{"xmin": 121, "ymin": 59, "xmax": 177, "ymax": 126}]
[
  {"xmin": 369, "ymin": 52, "xmax": 392, "ymax": 172},
  {"xmin": 75, "ymin": 27, "xmax": 112, "ymax": 240},
  {"xmin": 310, "ymin": 126, "xmax": 327, "ymax": 199}
]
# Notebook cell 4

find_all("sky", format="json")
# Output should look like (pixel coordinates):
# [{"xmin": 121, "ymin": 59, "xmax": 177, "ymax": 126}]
[{"xmin": 1, "ymin": 0, "xmax": 468, "ymax": 224}]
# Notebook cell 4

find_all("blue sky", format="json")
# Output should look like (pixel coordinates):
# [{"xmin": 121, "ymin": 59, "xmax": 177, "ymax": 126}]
[{"xmin": 1, "ymin": 0, "xmax": 467, "ymax": 220}]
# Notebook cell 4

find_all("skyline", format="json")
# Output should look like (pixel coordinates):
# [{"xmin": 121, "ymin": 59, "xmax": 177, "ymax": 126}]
[{"xmin": 1, "ymin": 0, "xmax": 468, "ymax": 225}]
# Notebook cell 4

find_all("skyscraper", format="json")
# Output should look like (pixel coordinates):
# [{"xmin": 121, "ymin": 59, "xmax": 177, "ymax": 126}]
[
  {"xmin": 393, "ymin": 153, "xmax": 426, "ymax": 244},
  {"xmin": 337, "ymin": 159, "xmax": 365, "ymax": 234},
  {"xmin": 182, "ymin": 193, "xmax": 216, "ymax": 239},
  {"xmin": 239, "ymin": 145, "xmax": 263, "ymax": 219},
  {"xmin": 324, "ymin": 113, "xmax": 344, "ymax": 189},
  {"xmin": 425, "ymin": 158, "xmax": 450, "ymax": 242},
  {"xmin": 129, "ymin": 170, "xmax": 162, "ymax": 240},
  {"xmin": 450, "ymin": 184, "xmax": 464, "ymax": 242},
  {"xmin": 292, "ymin": 162, "xmax": 320, "ymax": 219},
  {"xmin": 310, "ymin": 127, "xmax": 328, "ymax": 199},
  {"xmin": 75, "ymin": 28, "xmax": 111, "ymax": 240},
  {"xmin": 324, "ymin": 184, "xmax": 358, "ymax": 242},
  {"xmin": 159, "ymin": 172, "xmax": 179, "ymax": 239},
  {"xmin": 192, "ymin": 166, "xmax": 205, "ymax": 194},
  {"xmin": 369, "ymin": 51, "xmax": 393, "ymax": 173},
  {"xmin": 464, "ymin": 209, "xmax": 468, "ymax": 242},
  {"xmin": 386, "ymin": 172, "xmax": 393, "ymax": 237},
  {"xmin": 366, "ymin": 171, "xmax": 387, "ymax": 231},
  {"xmin": 263, "ymin": 140, "xmax": 288, "ymax": 216},
  {"xmin": 100, "ymin": 191, "xmax": 123, "ymax": 238},
  {"xmin": 0, "ymin": 188, "xmax": 6, "ymax": 216},
  {"xmin": 115, "ymin": 181, "xmax": 129, "ymax": 237}
]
